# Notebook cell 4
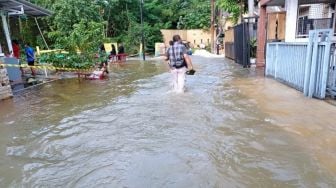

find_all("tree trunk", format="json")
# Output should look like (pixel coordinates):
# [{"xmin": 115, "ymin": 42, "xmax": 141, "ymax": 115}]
[{"xmin": 210, "ymin": 0, "xmax": 215, "ymax": 53}]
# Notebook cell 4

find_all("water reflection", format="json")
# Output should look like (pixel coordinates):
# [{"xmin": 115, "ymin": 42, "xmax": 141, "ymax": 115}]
[{"xmin": 0, "ymin": 57, "xmax": 335, "ymax": 187}]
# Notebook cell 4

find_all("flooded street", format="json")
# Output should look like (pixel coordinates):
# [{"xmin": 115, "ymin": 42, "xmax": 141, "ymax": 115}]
[{"xmin": 0, "ymin": 56, "xmax": 336, "ymax": 187}]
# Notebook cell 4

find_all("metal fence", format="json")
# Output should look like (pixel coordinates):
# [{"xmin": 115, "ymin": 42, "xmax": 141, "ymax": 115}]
[
  {"xmin": 266, "ymin": 43, "xmax": 308, "ymax": 91},
  {"xmin": 266, "ymin": 29, "xmax": 335, "ymax": 99},
  {"xmin": 234, "ymin": 22, "xmax": 250, "ymax": 67},
  {"xmin": 224, "ymin": 17, "xmax": 258, "ymax": 67},
  {"xmin": 224, "ymin": 42, "xmax": 235, "ymax": 60},
  {"xmin": 327, "ymin": 44, "xmax": 336, "ymax": 97}
]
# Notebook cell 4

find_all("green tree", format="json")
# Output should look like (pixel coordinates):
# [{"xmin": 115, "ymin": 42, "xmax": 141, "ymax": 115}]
[
  {"xmin": 22, "ymin": 0, "xmax": 213, "ymax": 55},
  {"xmin": 182, "ymin": 0, "xmax": 211, "ymax": 29},
  {"xmin": 217, "ymin": 0, "xmax": 258, "ymax": 23}
]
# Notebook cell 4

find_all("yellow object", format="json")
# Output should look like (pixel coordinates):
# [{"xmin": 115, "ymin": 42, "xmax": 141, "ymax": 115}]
[
  {"xmin": 0, "ymin": 63, "xmax": 92, "ymax": 72},
  {"xmin": 36, "ymin": 46, "xmax": 70, "ymax": 56},
  {"xmin": 36, "ymin": 46, "xmax": 78, "ymax": 56},
  {"xmin": 155, "ymin": 43, "xmax": 166, "ymax": 56},
  {"xmin": 104, "ymin": 43, "xmax": 118, "ymax": 54},
  {"xmin": 139, "ymin": 43, "xmax": 143, "ymax": 55}
]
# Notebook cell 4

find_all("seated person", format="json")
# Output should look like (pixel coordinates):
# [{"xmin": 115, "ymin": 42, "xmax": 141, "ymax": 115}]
[{"xmin": 89, "ymin": 60, "xmax": 109, "ymax": 79}]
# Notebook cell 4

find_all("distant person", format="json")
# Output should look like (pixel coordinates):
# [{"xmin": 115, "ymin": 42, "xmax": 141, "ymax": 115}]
[
  {"xmin": 89, "ymin": 60, "xmax": 108, "ymax": 80},
  {"xmin": 184, "ymin": 42, "xmax": 192, "ymax": 55},
  {"xmin": 12, "ymin": 40, "xmax": 20, "ymax": 59},
  {"xmin": 109, "ymin": 44, "xmax": 117, "ymax": 62},
  {"xmin": 199, "ymin": 42, "xmax": 205, "ymax": 49},
  {"xmin": 165, "ymin": 35, "xmax": 194, "ymax": 93},
  {"xmin": 110, "ymin": 44, "xmax": 116, "ymax": 55},
  {"xmin": 24, "ymin": 43, "xmax": 36, "ymax": 76},
  {"xmin": 99, "ymin": 44, "xmax": 106, "ymax": 54},
  {"xmin": 100, "ymin": 60, "xmax": 109, "ymax": 75},
  {"xmin": 117, "ymin": 43, "xmax": 125, "ymax": 61},
  {"xmin": 12, "ymin": 40, "xmax": 24, "ymax": 76}
]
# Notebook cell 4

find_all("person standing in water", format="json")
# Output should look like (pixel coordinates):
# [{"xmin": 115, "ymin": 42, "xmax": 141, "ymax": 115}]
[
  {"xmin": 12, "ymin": 40, "xmax": 24, "ymax": 76},
  {"xmin": 24, "ymin": 43, "xmax": 36, "ymax": 77},
  {"xmin": 109, "ymin": 44, "xmax": 117, "ymax": 62},
  {"xmin": 165, "ymin": 35, "xmax": 194, "ymax": 93}
]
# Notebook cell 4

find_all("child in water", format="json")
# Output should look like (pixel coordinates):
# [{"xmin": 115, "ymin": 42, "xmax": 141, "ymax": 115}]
[{"xmin": 89, "ymin": 60, "xmax": 109, "ymax": 79}]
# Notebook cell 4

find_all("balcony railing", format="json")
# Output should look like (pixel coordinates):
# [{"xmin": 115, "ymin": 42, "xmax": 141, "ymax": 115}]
[{"xmin": 297, "ymin": 18, "xmax": 334, "ymax": 37}]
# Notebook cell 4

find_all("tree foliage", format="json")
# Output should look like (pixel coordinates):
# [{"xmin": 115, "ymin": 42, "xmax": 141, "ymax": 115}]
[
  {"xmin": 25, "ymin": 0, "xmax": 213, "ymax": 52},
  {"xmin": 178, "ymin": 0, "xmax": 211, "ymax": 29},
  {"xmin": 217, "ymin": 0, "xmax": 258, "ymax": 23}
]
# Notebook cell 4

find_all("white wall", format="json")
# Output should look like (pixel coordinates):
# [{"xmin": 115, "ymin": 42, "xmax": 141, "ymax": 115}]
[
  {"xmin": 285, "ymin": 0, "xmax": 300, "ymax": 42},
  {"xmin": 285, "ymin": 0, "xmax": 336, "ymax": 42}
]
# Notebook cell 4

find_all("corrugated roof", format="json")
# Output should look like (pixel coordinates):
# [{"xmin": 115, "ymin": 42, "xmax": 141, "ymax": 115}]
[
  {"xmin": 298, "ymin": 0, "xmax": 335, "ymax": 5},
  {"xmin": 263, "ymin": 0, "xmax": 335, "ymax": 6},
  {"xmin": 0, "ymin": 0, "xmax": 52, "ymax": 17}
]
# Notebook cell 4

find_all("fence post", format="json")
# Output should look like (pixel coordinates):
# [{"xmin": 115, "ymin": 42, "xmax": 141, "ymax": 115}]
[
  {"xmin": 308, "ymin": 33, "xmax": 320, "ymax": 98},
  {"xmin": 275, "ymin": 43, "xmax": 278, "ymax": 79},
  {"xmin": 304, "ymin": 32, "xmax": 314, "ymax": 97},
  {"xmin": 320, "ymin": 42, "xmax": 332, "ymax": 98},
  {"xmin": 318, "ymin": 30, "xmax": 333, "ymax": 98}
]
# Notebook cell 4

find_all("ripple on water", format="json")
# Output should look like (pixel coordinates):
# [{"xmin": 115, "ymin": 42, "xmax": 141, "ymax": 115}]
[{"xmin": 1, "ymin": 58, "xmax": 336, "ymax": 187}]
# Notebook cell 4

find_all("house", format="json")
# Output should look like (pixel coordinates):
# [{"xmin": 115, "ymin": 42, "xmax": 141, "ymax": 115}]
[
  {"xmin": 257, "ymin": 0, "xmax": 336, "ymax": 66},
  {"xmin": 0, "ymin": 0, "xmax": 51, "ymax": 100},
  {"xmin": 258, "ymin": 0, "xmax": 336, "ymax": 99},
  {"xmin": 0, "ymin": 0, "xmax": 52, "ymax": 55}
]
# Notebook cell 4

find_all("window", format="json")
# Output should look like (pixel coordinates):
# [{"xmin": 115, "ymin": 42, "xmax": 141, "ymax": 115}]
[{"xmin": 296, "ymin": 3, "xmax": 335, "ymax": 37}]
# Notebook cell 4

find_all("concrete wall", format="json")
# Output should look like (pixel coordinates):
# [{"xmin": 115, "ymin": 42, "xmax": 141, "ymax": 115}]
[
  {"xmin": 0, "ymin": 67, "xmax": 13, "ymax": 100},
  {"xmin": 224, "ymin": 29, "xmax": 234, "ymax": 43},
  {"xmin": 186, "ymin": 30, "xmax": 212, "ymax": 47},
  {"xmin": 161, "ymin": 29, "xmax": 212, "ymax": 48}
]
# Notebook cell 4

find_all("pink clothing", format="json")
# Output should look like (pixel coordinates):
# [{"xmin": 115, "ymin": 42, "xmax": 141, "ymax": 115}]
[{"xmin": 170, "ymin": 67, "xmax": 186, "ymax": 93}]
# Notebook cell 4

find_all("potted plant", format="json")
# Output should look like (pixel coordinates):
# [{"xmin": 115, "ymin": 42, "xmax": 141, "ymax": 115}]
[{"xmin": 250, "ymin": 38, "xmax": 257, "ymax": 64}]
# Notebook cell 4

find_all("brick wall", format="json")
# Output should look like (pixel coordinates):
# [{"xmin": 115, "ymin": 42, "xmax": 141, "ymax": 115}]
[{"xmin": 0, "ymin": 67, "xmax": 13, "ymax": 100}]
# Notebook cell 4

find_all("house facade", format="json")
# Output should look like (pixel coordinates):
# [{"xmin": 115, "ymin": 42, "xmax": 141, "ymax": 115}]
[{"xmin": 257, "ymin": 0, "xmax": 336, "ymax": 66}]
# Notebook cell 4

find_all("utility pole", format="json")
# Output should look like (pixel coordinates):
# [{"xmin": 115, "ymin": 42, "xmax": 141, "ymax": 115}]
[
  {"xmin": 140, "ymin": 0, "xmax": 145, "ymax": 61},
  {"xmin": 210, "ymin": 0, "xmax": 215, "ymax": 53},
  {"xmin": 248, "ymin": 0, "xmax": 254, "ymax": 39},
  {"xmin": 240, "ymin": 0, "xmax": 244, "ymax": 23},
  {"xmin": 248, "ymin": 0, "xmax": 254, "ymax": 17}
]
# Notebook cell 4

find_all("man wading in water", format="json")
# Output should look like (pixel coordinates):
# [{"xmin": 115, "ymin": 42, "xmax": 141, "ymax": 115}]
[{"xmin": 165, "ymin": 35, "xmax": 194, "ymax": 93}]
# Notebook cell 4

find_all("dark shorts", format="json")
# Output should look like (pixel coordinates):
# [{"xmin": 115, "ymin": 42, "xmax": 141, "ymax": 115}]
[{"xmin": 28, "ymin": 61, "xmax": 35, "ymax": 66}]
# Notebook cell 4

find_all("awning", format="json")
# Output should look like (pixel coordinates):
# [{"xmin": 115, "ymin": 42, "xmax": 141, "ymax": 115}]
[
  {"xmin": 0, "ymin": 0, "xmax": 52, "ymax": 56},
  {"xmin": 0, "ymin": 0, "xmax": 52, "ymax": 17},
  {"xmin": 260, "ymin": 0, "xmax": 285, "ymax": 6},
  {"xmin": 298, "ymin": 0, "xmax": 335, "ymax": 5}
]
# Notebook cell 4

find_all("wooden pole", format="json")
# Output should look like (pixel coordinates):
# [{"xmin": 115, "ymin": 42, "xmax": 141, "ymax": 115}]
[{"xmin": 140, "ymin": 0, "xmax": 145, "ymax": 61}]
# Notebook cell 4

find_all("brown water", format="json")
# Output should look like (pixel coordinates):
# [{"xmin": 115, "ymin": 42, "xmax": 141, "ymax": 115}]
[{"xmin": 0, "ymin": 57, "xmax": 335, "ymax": 187}]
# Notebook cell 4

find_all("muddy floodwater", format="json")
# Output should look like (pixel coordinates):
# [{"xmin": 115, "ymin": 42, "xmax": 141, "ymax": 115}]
[{"xmin": 0, "ymin": 56, "xmax": 335, "ymax": 187}]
